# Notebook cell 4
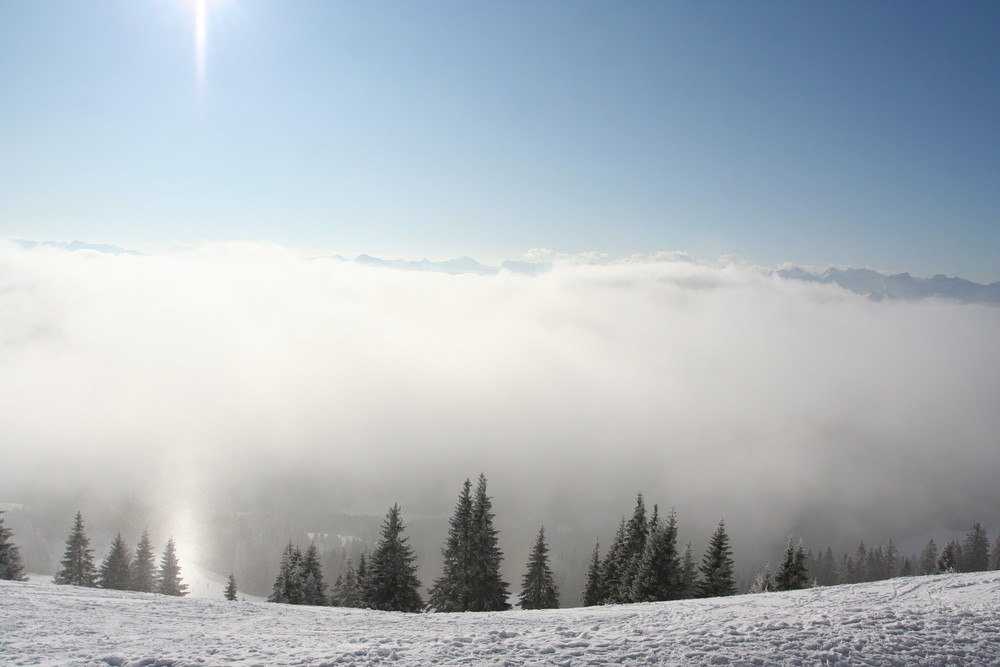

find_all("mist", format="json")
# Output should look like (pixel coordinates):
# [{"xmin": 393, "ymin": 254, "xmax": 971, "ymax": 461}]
[{"xmin": 2, "ymin": 241, "xmax": 998, "ymax": 588}]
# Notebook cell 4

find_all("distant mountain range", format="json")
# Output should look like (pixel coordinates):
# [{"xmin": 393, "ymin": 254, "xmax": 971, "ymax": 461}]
[
  {"xmin": 774, "ymin": 266, "xmax": 1000, "ymax": 305},
  {"xmin": 345, "ymin": 254, "xmax": 1000, "ymax": 305},
  {"xmin": 7, "ymin": 240, "xmax": 998, "ymax": 305},
  {"xmin": 10, "ymin": 239, "xmax": 141, "ymax": 256}
]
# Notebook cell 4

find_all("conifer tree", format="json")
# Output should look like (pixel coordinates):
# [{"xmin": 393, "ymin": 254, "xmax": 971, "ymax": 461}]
[
  {"xmin": 680, "ymin": 541, "xmax": 698, "ymax": 598},
  {"xmin": 54, "ymin": 512, "xmax": 97, "ymax": 587},
  {"xmin": 98, "ymin": 533, "xmax": 132, "ymax": 590},
  {"xmin": 850, "ymin": 541, "xmax": 868, "ymax": 583},
  {"xmin": 697, "ymin": 519, "xmax": 736, "ymax": 598},
  {"xmin": 225, "ymin": 573, "xmax": 238, "ymax": 601},
  {"xmin": 518, "ymin": 527, "xmax": 559, "ymax": 610},
  {"xmin": 616, "ymin": 494, "xmax": 648, "ymax": 603},
  {"xmin": 301, "ymin": 542, "xmax": 327, "ymax": 605},
  {"xmin": 129, "ymin": 529, "xmax": 158, "ymax": 592},
  {"xmin": 599, "ymin": 518, "xmax": 627, "ymax": 605},
  {"xmin": 331, "ymin": 572, "xmax": 345, "ymax": 606},
  {"xmin": 582, "ymin": 540, "xmax": 605, "ymax": 607},
  {"xmin": 961, "ymin": 523, "xmax": 990, "ymax": 572},
  {"xmin": 937, "ymin": 541, "xmax": 959, "ymax": 573},
  {"xmin": 884, "ymin": 540, "xmax": 899, "ymax": 579},
  {"xmin": 0, "ymin": 510, "xmax": 27, "ymax": 582},
  {"xmin": 467, "ymin": 474, "xmax": 510, "ymax": 611},
  {"xmin": 269, "ymin": 542, "xmax": 304, "ymax": 604},
  {"xmin": 630, "ymin": 508, "xmax": 681, "ymax": 602},
  {"xmin": 899, "ymin": 557, "xmax": 914, "ymax": 577},
  {"xmin": 866, "ymin": 545, "xmax": 886, "ymax": 581},
  {"xmin": 748, "ymin": 564, "xmax": 772, "ymax": 594},
  {"xmin": 157, "ymin": 537, "xmax": 188, "ymax": 596},
  {"xmin": 774, "ymin": 538, "xmax": 809, "ymax": 591},
  {"xmin": 332, "ymin": 556, "xmax": 362, "ymax": 607},
  {"xmin": 919, "ymin": 539, "xmax": 938, "ymax": 576},
  {"xmin": 812, "ymin": 546, "xmax": 838, "ymax": 586},
  {"xmin": 356, "ymin": 553, "xmax": 368, "ymax": 593},
  {"xmin": 991, "ymin": 534, "xmax": 1000, "ymax": 571},
  {"xmin": 428, "ymin": 478, "xmax": 473, "ymax": 611},
  {"xmin": 363, "ymin": 504, "xmax": 423, "ymax": 612},
  {"xmin": 840, "ymin": 553, "xmax": 853, "ymax": 584}
]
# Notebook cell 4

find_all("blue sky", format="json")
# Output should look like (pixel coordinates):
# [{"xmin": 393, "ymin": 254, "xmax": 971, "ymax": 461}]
[{"xmin": 1, "ymin": 0, "xmax": 998, "ymax": 281}]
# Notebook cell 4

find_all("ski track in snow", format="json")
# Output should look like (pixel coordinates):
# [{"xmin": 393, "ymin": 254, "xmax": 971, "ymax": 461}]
[{"xmin": 2, "ymin": 573, "xmax": 999, "ymax": 666}]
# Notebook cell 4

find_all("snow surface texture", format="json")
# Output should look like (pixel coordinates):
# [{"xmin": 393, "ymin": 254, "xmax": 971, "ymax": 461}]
[{"xmin": 2, "ymin": 573, "xmax": 999, "ymax": 666}]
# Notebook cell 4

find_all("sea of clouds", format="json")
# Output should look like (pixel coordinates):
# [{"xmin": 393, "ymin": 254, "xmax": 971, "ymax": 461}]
[{"xmin": 1, "ymin": 241, "xmax": 998, "ymax": 560}]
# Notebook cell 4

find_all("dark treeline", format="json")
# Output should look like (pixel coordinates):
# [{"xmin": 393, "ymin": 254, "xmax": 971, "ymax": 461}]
[
  {"xmin": 0, "ymin": 509, "xmax": 190, "ymax": 596},
  {"xmin": 3, "ymin": 490, "xmax": 999, "ymax": 611},
  {"xmin": 258, "ymin": 490, "xmax": 1000, "ymax": 612},
  {"xmin": 787, "ymin": 521, "xmax": 999, "ymax": 589}
]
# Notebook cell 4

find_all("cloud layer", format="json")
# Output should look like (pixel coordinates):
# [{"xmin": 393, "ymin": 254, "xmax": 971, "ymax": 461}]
[{"xmin": 1, "ymin": 242, "xmax": 998, "ymax": 562}]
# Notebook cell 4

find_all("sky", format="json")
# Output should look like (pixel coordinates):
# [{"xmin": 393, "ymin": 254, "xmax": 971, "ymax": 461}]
[
  {"xmin": 1, "ymin": 1, "xmax": 999, "ymax": 282},
  {"xmin": 1, "ymin": 2, "xmax": 1000, "ymax": 585}
]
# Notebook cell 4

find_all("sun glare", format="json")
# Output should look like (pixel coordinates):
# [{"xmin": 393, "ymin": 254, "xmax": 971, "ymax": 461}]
[{"xmin": 195, "ymin": 0, "xmax": 207, "ymax": 87}]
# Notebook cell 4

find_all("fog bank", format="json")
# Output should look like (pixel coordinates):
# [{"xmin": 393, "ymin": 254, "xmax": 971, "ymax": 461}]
[{"xmin": 1, "ymin": 242, "xmax": 998, "ymax": 572}]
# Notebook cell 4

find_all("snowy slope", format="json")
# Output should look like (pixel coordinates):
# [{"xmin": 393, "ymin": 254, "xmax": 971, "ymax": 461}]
[{"xmin": 2, "ymin": 572, "xmax": 999, "ymax": 666}]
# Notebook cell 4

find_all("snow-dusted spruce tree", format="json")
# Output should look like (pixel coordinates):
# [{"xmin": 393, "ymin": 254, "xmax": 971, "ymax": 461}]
[
  {"xmin": 937, "ymin": 541, "xmax": 960, "ymax": 573},
  {"xmin": 518, "ymin": 527, "xmax": 559, "ymax": 610},
  {"xmin": 630, "ymin": 508, "xmax": 681, "ymax": 602},
  {"xmin": 467, "ymin": 474, "xmax": 510, "ymax": 611},
  {"xmin": 224, "ymin": 573, "xmax": 238, "ymax": 601},
  {"xmin": 98, "ymin": 533, "xmax": 132, "ymax": 590},
  {"xmin": 847, "ymin": 540, "xmax": 868, "ymax": 584},
  {"xmin": 598, "ymin": 518, "xmax": 627, "ymax": 605},
  {"xmin": 0, "ymin": 510, "xmax": 28, "ymax": 581},
  {"xmin": 697, "ymin": 519, "xmax": 736, "ymax": 598},
  {"xmin": 129, "ymin": 529, "xmax": 157, "ymax": 592},
  {"xmin": 582, "ymin": 541, "xmax": 604, "ymax": 606},
  {"xmin": 157, "ymin": 538, "xmax": 188, "ymax": 596},
  {"xmin": 866, "ymin": 544, "xmax": 886, "ymax": 581},
  {"xmin": 301, "ymin": 542, "xmax": 327, "ymax": 605},
  {"xmin": 615, "ymin": 494, "xmax": 649, "ymax": 603},
  {"xmin": 356, "ymin": 553, "xmax": 368, "ymax": 594},
  {"xmin": 813, "ymin": 546, "xmax": 838, "ymax": 586},
  {"xmin": 919, "ymin": 539, "xmax": 938, "ymax": 576},
  {"xmin": 332, "ymin": 556, "xmax": 363, "ymax": 607},
  {"xmin": 363, "ymin": 504, "xmax": 422, "ymax": 612},
  {"xmin": 428, "ymin": 478, "xmax": 473, "ymax": 612},
  {"xmin": 774, "ymin": 538, "xmax": 809, "ymax": 591},
  {"xmin": 680, "ymin": 541, "xmax": 698, "ymax": 598},
  {"xmin": 54, "ymin": 512, "xmax": 97, "ymax": 587},
  {"xmin": 962, "ymin": 523, "xmax": 990, "ymax": 572},
  {"xmin": 269, "ymin": 542, "xmax": 304, "ymax": 604},
  {"xmin": 748, "ymin": 564, "xmax": 772, "ymax": 594}
]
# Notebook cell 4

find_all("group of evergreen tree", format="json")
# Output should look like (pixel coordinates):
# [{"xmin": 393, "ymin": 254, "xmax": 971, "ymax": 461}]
[
  {"xmin": 754, "ymin": 522, "xmax": 1000, "ymax": 593},
  {"xmin": 7, "ymin": 495, "xmax": 999, "ymax": 612},
  {"xmin": 331, "ymin": 554, "xmax": 367, "ymax": 607},
  {"xmin": 582, "ymin": 495, "xmax": 735, "ymax": 606},
  {"xmin": 268, "ymin": 541, "xmax": 328, "ymax": 605},
  {"xmin": 427, "ymin": 475, "xmax": 511, "ymax": 611},
  {"xmin": 268, "ymin": 474, "xmax": 560, "ymax": 613},
  {"xmin": 0, "ymin": 510, "xmax": 28, "ymax": 581},
  {"xmin": 935, "ymin": 523, "xmax": 995, "ymax": 574},
  {"xmin": 51, "ymin": 512, "xmax": 187, "ymax": 596},
  {"xmin": 270, "ymin": 503, "xmax": 424, "ymax": 612}
]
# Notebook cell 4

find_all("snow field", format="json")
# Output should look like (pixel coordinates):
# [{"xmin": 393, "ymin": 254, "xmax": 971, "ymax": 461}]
[{"xmin": 2, "ymin": 572, "xmax": 999, "ymax": 666}]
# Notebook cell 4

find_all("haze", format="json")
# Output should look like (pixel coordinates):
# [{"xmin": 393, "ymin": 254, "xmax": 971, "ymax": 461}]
[{"xmin": 2, "ymin": 242, "xmax": 998, "ymax": 578}]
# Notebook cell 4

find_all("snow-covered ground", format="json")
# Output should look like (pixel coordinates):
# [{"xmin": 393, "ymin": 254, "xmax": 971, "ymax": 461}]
[{"xmin": 3, "ymin": 572, "xmax": 998, "ymax": 666}]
